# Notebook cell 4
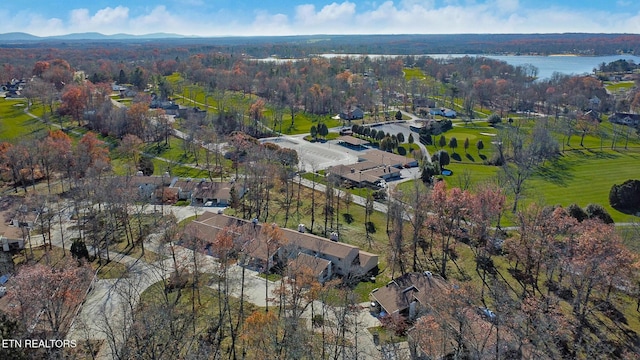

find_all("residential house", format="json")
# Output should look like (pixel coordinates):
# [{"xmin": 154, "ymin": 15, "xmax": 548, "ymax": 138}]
[
  {"xmin": 179, "ymin": 107, "xmax": 207, "ymax": 120},
  {"xmin": 327, "ymin": 148, "xmax": 417, "ymax": 188},
  {"xmin": 429, "ymin": 108, "xmax": 457, "ymax": 118},
  {"xmin": 412, "ymin": 97, "xmax": 436, "ymax": 109},
  {"xmin": 340, "ymin": 106, "xmax": 365, "ymax": 121},
  {"xmin": 119, "ymin": 174, "xmax": 179, "ymax": 204},
  {"xmin": 111, "ymin": 83, "xmax": 128, "ymax": 94},
  {"xmin": 150, "ymin": 94, "xmax": 182, "ymax": 116},
  {"xmin": 328, "ymin": 162, "xmax": 400, "ymax": 188},
  {"xmin": 184, "ymin": 212, "xmax": 379, "ymax": 280},
  {"xmin": 370, "ymin": 271, "xmax": 450, "ymax": 320},
  {"xmin": 169, "ymin": 178, "xmax": 201, "ymax": 201},
  {"xmin": 125, "ymin": 175, "xmax": 166, "ymax": 203},
  {"xmin": 288, "ymin": 252, "xmax": 332, "ymax": 284},
  {"xmin": 1, "ymin": 79, "xmax": 26, "ymax": 98},
  {"xmin": 609, "ymin": 112, "xmax": 640, "ymax": 127},
  {"xmin": 1, "ymin": 216, "xmax": 25, "ymax": 252},
  {"xmin": 588, "ymin": 96, "xmax": 601, "ymax": 110},
  {"xmin": 191, "ymin": 180, "xmax": 241, "ymax": 206}
]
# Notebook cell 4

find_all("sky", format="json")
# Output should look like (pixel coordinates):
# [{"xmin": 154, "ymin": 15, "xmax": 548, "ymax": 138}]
[{"xmin": 1, "ymin": 0, "xmax": 639, "ymax": 37}]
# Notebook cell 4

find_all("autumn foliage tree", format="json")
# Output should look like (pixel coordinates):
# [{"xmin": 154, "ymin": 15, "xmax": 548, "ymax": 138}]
[
  {"xmin": 424, "ymin": 181, "xmax": 473, "ymax": 279},
  {"xmin": 7, "ymin": 258, "xmax": 93, "ymax": 339},
  {"xmin": 60, "ymin": 84, "xmax": 88, "ymax": 125},
  {"xmin": 74, "ymin": 132, "xmax": 110, "ymax": 178}
]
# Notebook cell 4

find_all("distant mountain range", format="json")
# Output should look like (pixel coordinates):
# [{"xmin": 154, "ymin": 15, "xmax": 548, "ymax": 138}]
[{"xmin": 0, "ymin": 32, "xmax": 189, "ymax": 41}]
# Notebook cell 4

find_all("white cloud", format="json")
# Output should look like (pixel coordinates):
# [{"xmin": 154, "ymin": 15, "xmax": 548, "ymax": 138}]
[
  {"xmin": 69, "ymin": 6, "xmax": 129, "ymax": 32},
  {"xmin": 131, "ymin": 6, "xmax": 174, "ymax": 29},
  {"xmin": 250, "ymin": 12, "xmax": 291, "ymax": 35},
  {"xmin": 295, "ymin": 2, "xmax": 357, "ymax": 27},
  {"xmin": 493, "ymin": 0, "xmax": 519, "ymax": 13},
  {"xmin": 93, "ymin": 6, "xmax": 129, "ymax": 25},
  {"xmin": 399, "ymin": 0, "xmax": 435, "ymax": 10}
]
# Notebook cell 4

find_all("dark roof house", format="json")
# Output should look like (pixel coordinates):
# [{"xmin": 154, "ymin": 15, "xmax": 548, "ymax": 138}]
[
  {"xmin": 340, "ymin": 106, "xmax": 365, "ymax": 121},
  {"xmin": 610, "ymin": 112, "xmax": 640, "ymax": 127}
]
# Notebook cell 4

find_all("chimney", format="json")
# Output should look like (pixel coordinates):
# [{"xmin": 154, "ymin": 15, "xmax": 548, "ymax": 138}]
[
  {"xmin": 330, "ymin": 232, "xmax": 339, "ymax": 241},
  {"xmin": 298, "ymin": 224, "xmax": 306, "ymax": 233}
]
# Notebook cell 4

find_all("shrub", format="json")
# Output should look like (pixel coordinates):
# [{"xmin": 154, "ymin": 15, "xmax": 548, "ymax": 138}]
[
  {"xmin": 609, "ymin": 179, "xmax": 640, "ymax": 214},
  {"xmin": 440, "ymin": 119, "xmax": 453, "ymax": 131},
  {"xmin": 373, "ymin": 190, "xmax": 386, "ymax": 201},
  {"xmin": 487, "ymin": 114, "xmax": 501, "ymax": 125},
  {"xmin": 585, "ymin": 203, "xmax": 614, "ymax": 224},
  {"xmin": 567, "ymin": 203, "xmax": 588, "ymax": 222},
  {"xmin": 421, "ymin": 163, "xmax": 439, "ymax": 184},
  {"xmin": 71, "ymin": 240, "xmax": 90, "ymax": 260},
  {"xmin": 138, "ymin": 156, "xmax": 155, "ymax": 176},
  {"xmin": 432, "ymin": 150, "xmax": 450, "ymax": 168},
  {"xmin": 342, "ymin": 213, "xmax": 354, "ymax": 223},
  {"xmin": 366, "ymin": 221, "xmax": 376, "ymax": 234}
]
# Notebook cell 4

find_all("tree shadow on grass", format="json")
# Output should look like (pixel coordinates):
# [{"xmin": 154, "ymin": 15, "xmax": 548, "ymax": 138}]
[
  {"xmin": 593, "ymin": 299, "xmax": 628, "ymax": 325},
  {"xmin": 465, "ymin": 153, "xmax": 475, "ymax": 162},
  {"xmin": 479, "ymin": 154, "xmax": 487, "ymax": 161},
  {"xmin": 451, "ymin": 153, "xmax": 462, "ymax": 162},
  {"xmin": 534, "ymin": 158, "xmax": 575, "ymax": 186}
]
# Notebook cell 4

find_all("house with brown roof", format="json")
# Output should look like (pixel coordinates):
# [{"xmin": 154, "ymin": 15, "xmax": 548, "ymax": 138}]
[
  {"xmin": 328, "ymin": 162, "xmax": 400, "ymax": 188},
  {"xmin": 190, "ymin": 180, "xmax": 242, "ymax": 206},
  {"xmin": 288, "ymin": 252, "xmax": 332, "ymax": 283},
  {"xmin": 370, "ymin": 271, "xmax": 450, "ymax": 320},
  {"xmin": 328, "ymin": 147, "xmax": 420, "ymax": 188},
  {"xmin": 360, "ymin": 149, "xmax": 418, "ymax": 168},
  {"xmin": 1, "ymin": 216, "xmax": 25, "ymax": 252},
  {"xmin": 184, "ymin": 213, "xmax": 378, "ymax": 280},
  {"xmin": 170, "ymin": 178, "xmax": 200, "ymax": 201},
  {"xmin": 337, "ymin": 135, "xmax": 369, "ymax": 149}
]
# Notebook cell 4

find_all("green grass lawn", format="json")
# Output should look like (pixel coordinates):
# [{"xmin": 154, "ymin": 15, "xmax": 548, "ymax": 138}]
[
  {"xmin": 528, "ymin": 149, "xmax": 640, "ymax": 223},
  {"xmin": 604, "ymin": 81, "xmax": 635, "ymax": 93},
  {"xmin": 280, "ymin": 113, "xmax": 341, "ymax": 135},
  {"xmin": 403, "ymin": 68, "xmax": 425, "ymax": 80},
  {"xmin": 142, "ymin": 137, "xmax": 207, "ymax": 164},
  {"xmin": 0, "ymin": 99, "xmax": 48, "ymax": 141},
  {"xmin": 398, "ymin": 145, "xmax": 639, "ymax": 224},
  {"xmin": 151, "ymin": 158, "xmax": 209, "ymax": 178},
  {"xmin": 425, "ymin": 121, "xmax": 498, "ymax": 163}
]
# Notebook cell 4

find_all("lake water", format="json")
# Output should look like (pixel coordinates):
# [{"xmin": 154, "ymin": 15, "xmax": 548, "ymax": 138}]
[
  {"xmin": 433, "ymin": 54, "xmax": 640, "ymax": 81},
  {"xmin": 317, "ymin": 53, "xmax": 640, "ymax": 81}
]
